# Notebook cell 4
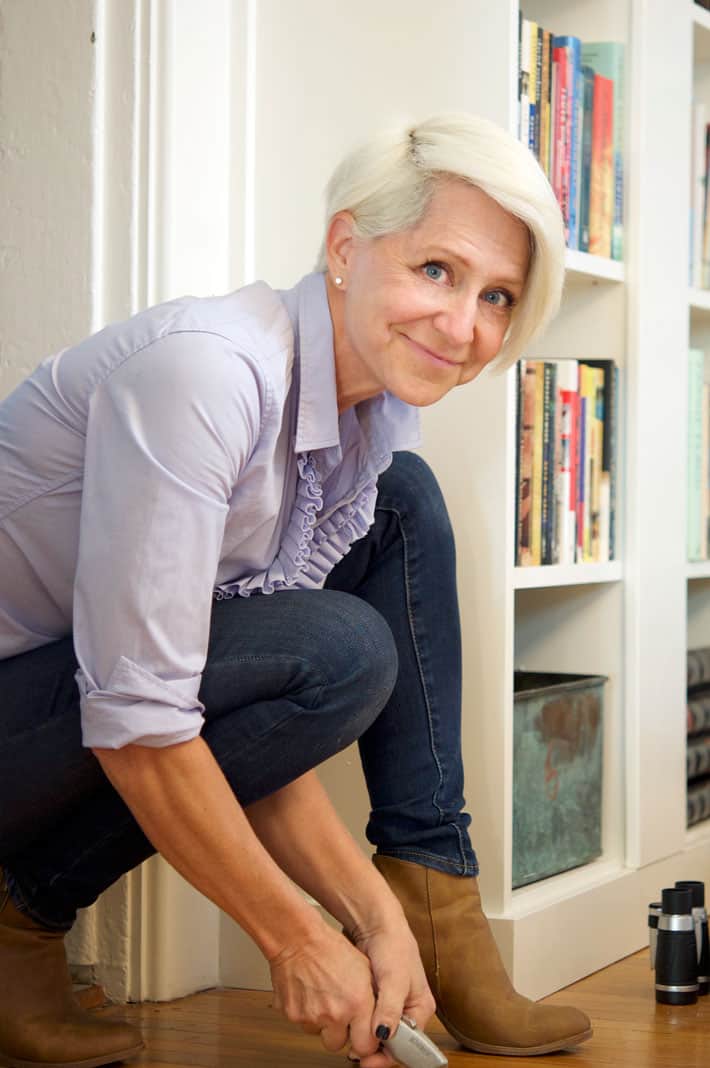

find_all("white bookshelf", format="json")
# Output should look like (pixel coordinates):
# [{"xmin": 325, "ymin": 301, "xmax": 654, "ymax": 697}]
[
  {"xmin": 513, "ymin": 562, "xmax": 623, "ymax": 590},
  {"xmin": 246, "ymin": 0, "xmax": 710, "ymax": 1002},
  {"xmin": 565, "ymin": 249, "xmax": 625, "ymax": 283}
]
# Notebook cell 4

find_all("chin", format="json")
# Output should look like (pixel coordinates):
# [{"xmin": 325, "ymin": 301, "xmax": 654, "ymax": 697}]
[{"xmin": 393, "ymin": 381, "xmax": 452, "ymax": 408}]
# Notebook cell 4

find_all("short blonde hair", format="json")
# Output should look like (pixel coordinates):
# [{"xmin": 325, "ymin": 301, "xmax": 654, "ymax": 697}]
[{"xmin": 315, "ymin": 113, "xmax": 565, "ymax": 369}]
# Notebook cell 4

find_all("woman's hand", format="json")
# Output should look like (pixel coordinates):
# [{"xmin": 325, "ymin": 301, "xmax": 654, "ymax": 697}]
[
  {"xmin": 269, "ymin": 922, "xmax": 383, "ymax": 1061},
  {"xmin": 349, "ymin": 916, "xmax": 436, "ymax": 1068}
]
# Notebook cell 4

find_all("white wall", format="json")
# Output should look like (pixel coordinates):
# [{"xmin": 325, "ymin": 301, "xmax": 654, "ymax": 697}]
[{"xmin": 0, "ymin": 0, "xmax": 95, "ymax": 395}]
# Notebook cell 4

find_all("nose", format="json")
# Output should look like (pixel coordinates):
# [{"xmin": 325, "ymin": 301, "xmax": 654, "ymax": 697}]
[{"xmin": 432, "ymin": 292, "xmax": 478, "ymax": 346}]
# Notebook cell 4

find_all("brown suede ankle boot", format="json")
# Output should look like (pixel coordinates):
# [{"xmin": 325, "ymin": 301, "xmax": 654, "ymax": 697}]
[
  {"xmin": 0, "ymin": 873, "xmax": 144, "ymax": 1068},
  {"xmin": 374, "ymin": 855, "xmax": 592, "ymax": 1056}
]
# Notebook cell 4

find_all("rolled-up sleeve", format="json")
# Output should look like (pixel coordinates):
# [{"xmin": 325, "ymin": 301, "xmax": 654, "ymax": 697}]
[{"xmin": 73, "ymin": 330, "xmax": 263, "ymax": 749}]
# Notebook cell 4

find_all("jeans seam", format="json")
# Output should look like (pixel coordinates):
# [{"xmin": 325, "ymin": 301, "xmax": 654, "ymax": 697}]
[
  {"xmin": 377, "ymin": 846, "xmax": 479, "ymax": 876},
  {"xmin": 376, "ymin": 504, "xmax": 446, "ymax": 826}
]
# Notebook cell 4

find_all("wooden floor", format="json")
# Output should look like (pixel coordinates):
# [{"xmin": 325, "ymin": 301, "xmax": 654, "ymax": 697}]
[{"xmin": 99, "ymin": 950, "xmax": 710, "ymax": 1067}]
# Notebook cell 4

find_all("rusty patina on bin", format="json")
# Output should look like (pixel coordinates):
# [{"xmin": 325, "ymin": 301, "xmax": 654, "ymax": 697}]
[{"xmin": 513, "ymin": 671, "xmax": 606, "ymax": 889}]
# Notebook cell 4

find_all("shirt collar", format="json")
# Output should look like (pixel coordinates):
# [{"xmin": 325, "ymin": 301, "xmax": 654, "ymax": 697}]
[{"xmin": 278, "ymin": 271, "xmax": 421, "ymax": 455}]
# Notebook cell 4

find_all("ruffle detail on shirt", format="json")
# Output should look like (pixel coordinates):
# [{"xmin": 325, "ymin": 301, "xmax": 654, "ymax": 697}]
[
  {"xmin": 213, "ymin": 453, "xmax": 324, "ymax": 599},
  {"xmin": 213, "ymin": 453, "xmax": 378, "ymax": 600}
]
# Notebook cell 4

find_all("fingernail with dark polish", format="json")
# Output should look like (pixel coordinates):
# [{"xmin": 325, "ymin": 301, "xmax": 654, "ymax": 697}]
[{"xmin": 376, "ymin": 1024, "xmax": 391, "ymax": 1041}]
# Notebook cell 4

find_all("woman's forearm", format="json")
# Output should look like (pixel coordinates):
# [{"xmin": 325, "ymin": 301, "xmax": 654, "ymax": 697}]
[
  {"xmin": 245, "ymin": 770, "xmax": 404, "ymax": 939},
  {"xmin": 92, "ymin": 736, "xmax": 323, "ymax": 961}
]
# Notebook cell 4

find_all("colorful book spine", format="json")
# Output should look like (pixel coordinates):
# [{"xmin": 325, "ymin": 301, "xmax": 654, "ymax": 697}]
[
  {"xmin": 519, "ymin": 18, "xmax": 531, "ymax": 149},
  {"xmin": 579, "ymin": 366, "xmax": 596, "ymax": 561},
  {"xmin": 517, "ymin": 360, "xmax": 536, "ymax": 566},
  {"xmin": 531, "ymin": 362, "xmax": 545, "ymax": 566},
  {"xmin": 579, "ymin": 66, "xmax": 595, "ymax": 253},
  {"xmin": 540, "ymin": 30, "xmax": 553, "ymax": 178},
  {"xmin": 585, "ymin": 360, "xmax": 619, "ymax": 561},
  {"xmin": 528, "ymin": 20, "xmax": 539, "ymax": 154},
  {"xmin": 553, "ymin": 36, "xmax": 582, "ymax": 249},
  {"xmin": 541, "ymin": 362, "xmax": 558, "ymax": 564},
  {"xmin": 582, "ymin": 43, "xmax": 625, "ymax": 261},
  {"xmin": 552, "ymin": 44, "xmax": 571, "ymax": 242},
  {"xmin": 534, "ymin": 26, "xmax": 543, "ymax": 160},
  {"xmin": 589, "ymin": 74, "xmax": 614, "ymax": 258},
  {"xmin": 553, "ymin": 360, "xmax": 579, "ymax": 566},
  {"xmin": 576, "ymin": 387, "xmax": 587, "ymax": 563}
]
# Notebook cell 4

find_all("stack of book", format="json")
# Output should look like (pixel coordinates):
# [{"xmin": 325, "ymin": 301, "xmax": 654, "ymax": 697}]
[
  {"xmin": 687, "ymin": 647, "xmax": 710, "ymax": 827},
  {"xmin": 517, "ymin": 14, "xmax": 624, "ymax": 259},
  {"xmin": 688, "ymin": 348, "xmax": 710, "ymax": 561},
  {"xmin": 515, "ymin": 359, "xmax": 619, "ymax": 567}
]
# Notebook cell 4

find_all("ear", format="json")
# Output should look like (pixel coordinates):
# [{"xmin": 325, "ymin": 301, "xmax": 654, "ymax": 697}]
[{"xmin": 325, "ymin": 211, "xmax": 357, "ymax": 286}]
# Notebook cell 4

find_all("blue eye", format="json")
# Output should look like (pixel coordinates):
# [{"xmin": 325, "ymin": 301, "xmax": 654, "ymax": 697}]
[
  {"xmin": 484, "ymin": 289, "xmax": 515, "ymax": 308},
  {"xmin": 423, "ymin": 262, "xmax": 447, "ymax": 282}
]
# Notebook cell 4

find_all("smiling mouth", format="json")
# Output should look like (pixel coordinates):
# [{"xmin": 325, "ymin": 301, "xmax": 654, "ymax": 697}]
[{"xmin": 402, "ymin": 334, "xmax": 461, "ymax": 367}]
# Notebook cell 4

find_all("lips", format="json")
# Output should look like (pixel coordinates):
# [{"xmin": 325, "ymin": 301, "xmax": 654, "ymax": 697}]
[{"xmin": 402, "ymin": 334, "xmax": 461, "ymax": 367}]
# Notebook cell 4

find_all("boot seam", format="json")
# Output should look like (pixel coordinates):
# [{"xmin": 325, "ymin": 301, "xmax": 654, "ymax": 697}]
[{"xmin": 425, "ymin": 867, "xmax": 441, "ymax": 996}]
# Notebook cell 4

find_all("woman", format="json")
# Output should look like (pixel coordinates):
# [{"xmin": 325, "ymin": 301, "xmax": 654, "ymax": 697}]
[{"xmin": 0, "ymin": 113, "xmax": 591, "ymax": 1067}]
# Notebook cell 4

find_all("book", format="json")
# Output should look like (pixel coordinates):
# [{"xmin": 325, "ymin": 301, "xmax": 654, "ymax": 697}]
[
  {"xmin": 578, "ymin": 66, "xmax": 595, "ymax": 253},
  {"xmin": 585, "ymin": 360, "xmax": 619, "ymax": 561},
  {"xmin": 688, "ymin": 776, "xmax": 710, "ymax": 827},
  {"xmin": 528, "ymin": 19, "xmax": 539, "ymax": 155},
  {"xmin": 687, "ymin": 735, "xmax": 710, "ymax": 780},
  {"xmin": 517, "ymin": 360, "xmax": 537, "ymax": 566},
  {"xmin": 688, "ymin": 645, "xmax": 710, "ymax": 689},
  {"xmin": 541, "ymin": 362, "xmax": 558, "ymax": 564},
  {"xmin": 519, "ymin": 18, "xmax": 531, "ymax": 149},
  {"xmin": 688, "ymin": 348, "xmax": 705, "ymax": 561},
  {"xmin": 589, "ymin": 73, "xmax": 614, "ymax": 258},
  {"xmin": 540, "ymin": 30, "xmax": 553, "ymax": 178},
  {"xmin": 582, "ymin": 43, "xmax": 625, "ymax": 261},
  {"xmin": 688, "ymin": 691, "xmax": 710, "ymax": 734},
  {"xmin": 552, "ymin": 360, "xmax": 579, "ymax": 566},
  {"xmin": 552, "ymin": 44, "xmax": 570, "ymax": 241},
  {"xmin": 534, "ymin": 25, "xmax": 543, "ymax": 160},
  {"xmin": 531, "ymin": 361, "xmax": 545, "ymax": 566},
  {"xmin": 553, "ymin": 36, "xmax": 582, "ymax": 249},
  {"xmin": 578, "ymin": 364, "xmax": 596, "ymax": 561}
]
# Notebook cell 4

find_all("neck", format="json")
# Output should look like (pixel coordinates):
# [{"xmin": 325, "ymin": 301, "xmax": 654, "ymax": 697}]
[{"xmin": 325, "ymin": 274, "xmax": 382, "ymax": 413}]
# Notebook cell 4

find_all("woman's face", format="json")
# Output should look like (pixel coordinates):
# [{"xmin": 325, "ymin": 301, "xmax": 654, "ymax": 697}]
[{"xmin": 328, "ymin": 178, "xmax": 531, "ymax": 411}]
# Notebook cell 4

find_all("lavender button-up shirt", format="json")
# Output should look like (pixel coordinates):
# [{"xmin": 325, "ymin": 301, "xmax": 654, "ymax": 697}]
[{"xmin": 0, "ymin": 271, "xmax": 420, "ymax": 749}]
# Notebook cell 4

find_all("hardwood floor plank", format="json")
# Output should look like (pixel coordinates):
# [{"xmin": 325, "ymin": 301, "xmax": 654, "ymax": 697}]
[{"xmin": 99, "ymin": 951, "xmax": 710, "ymax": 1066}]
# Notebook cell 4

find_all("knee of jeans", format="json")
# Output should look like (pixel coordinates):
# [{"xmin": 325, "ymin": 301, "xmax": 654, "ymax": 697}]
[
  {"xmin": 383, "ymin": 451, "xmax": 454, "ymax": 543},
  {"xmin": 322, "ymin": 592, "xmax": 398, "ymax": 731}
]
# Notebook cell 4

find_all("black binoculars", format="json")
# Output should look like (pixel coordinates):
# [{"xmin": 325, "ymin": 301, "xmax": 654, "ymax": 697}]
[{"xmin": 648, "ymin": 879, "xmax": 710, "ymax": 1005}]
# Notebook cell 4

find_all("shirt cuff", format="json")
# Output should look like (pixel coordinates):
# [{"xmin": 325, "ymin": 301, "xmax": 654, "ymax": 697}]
[{"xmin": 76, "ymin": 656, "xmax": 206, "ymax": 749}]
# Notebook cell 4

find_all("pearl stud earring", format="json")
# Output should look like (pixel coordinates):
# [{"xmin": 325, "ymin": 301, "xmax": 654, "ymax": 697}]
[{"xmin": 334, "ymin": 276, "xmax": 343, "ymax": 286}]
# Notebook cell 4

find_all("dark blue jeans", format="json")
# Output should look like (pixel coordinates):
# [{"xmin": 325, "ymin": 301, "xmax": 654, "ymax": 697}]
[{"xmin": 0, "ymin": 452, "xmax": 477, "ymax": 931}]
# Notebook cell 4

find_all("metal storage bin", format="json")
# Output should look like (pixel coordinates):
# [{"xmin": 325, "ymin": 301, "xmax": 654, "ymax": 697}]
[{"xmin": 513, "ymin": 671, "xmax": 606, "ymax": 889}]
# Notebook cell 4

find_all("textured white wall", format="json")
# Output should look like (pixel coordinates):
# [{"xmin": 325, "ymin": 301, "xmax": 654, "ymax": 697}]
[{"xmin": 0, "ymin": 0, "xmax": 96, "ymax": 397}]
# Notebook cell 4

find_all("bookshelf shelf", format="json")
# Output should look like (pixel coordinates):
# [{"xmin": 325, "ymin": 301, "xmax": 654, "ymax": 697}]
[
  {"xmin": 513, "ymin": 562, "xmax": 622, "ymax": 589},
  {"xmin": 564, "ymin": 249, "xmax": 624, "ymax": 283},
  {"xmin": 689, "ymin": 287, "xmax": 710, "ymax": 313},
  {"xmin": 687, "ymin": 560, "xmax": 710, "ymax": 579}
]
